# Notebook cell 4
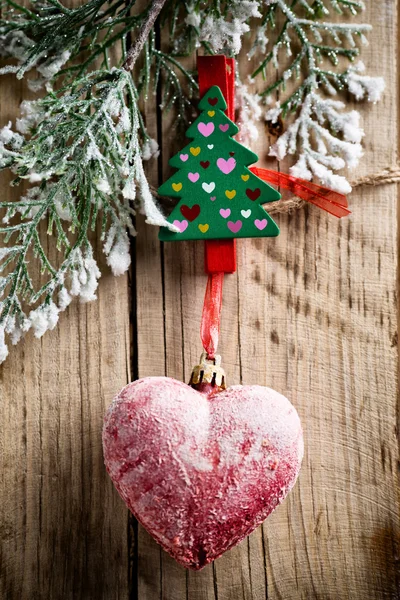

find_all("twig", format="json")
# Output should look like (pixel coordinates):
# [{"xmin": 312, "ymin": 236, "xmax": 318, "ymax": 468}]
[{"xmin": 122, "ymin": 0, "xmax": 167, "ymax": 71}]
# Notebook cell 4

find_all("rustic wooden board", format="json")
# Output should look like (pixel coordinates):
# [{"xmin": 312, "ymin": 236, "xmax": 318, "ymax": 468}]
[
  {"xmin": 134, "ymin": 2, "xmax": 400, "ymax": 599},
  {"xmin": 1, "ymin": 1, "xmax": 399, "ymax": 599},
  {"xmin": 0, "ymin": 81, "xmax": 131, "ymax": 598}
]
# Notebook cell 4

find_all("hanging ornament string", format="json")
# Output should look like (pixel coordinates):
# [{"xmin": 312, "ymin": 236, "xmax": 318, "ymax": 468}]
[{"xmin": 200, "ymin": 272, "xmax": 224, "ymax": 360}]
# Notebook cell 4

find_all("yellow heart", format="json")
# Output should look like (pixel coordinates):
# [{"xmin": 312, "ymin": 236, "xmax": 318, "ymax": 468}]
[
  {"xmin": 225, "ymin": 190, "xmax": 236, "ymax": 200},
  {"xmin": 172, "ymin": 182, "xmax": 182, "ymax": 192},
  {"xmin": 198, "ymin": 224, "xmax": 209, "ymax": 233},
  {"xmin": 241, "ymin": 174, "xmax": 250, "ymax": 181},
  {"xmin": 207, "ymin": 111, "xmax": 215, "ymax": 117},
  {"xmin": 190, "ymin": 147, "xmax": 201, "ymax": 156}
]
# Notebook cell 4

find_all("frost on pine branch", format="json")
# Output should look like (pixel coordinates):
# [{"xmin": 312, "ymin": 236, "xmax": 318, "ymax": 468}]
[
  {"xmin": 251, "ymin": 0, "xmax": 385, "ymax": 193},
  {"xmin": 0, "ymin": 0, "xmax": 200, "ymax": 361},
  {"xmin": 0, "ymin": 68, "xmax": 173, "ymax": 362},
  {"xmin": 0, "ymin": 0, "xmax": 385, "ymax": 361},
  {"xmin": 169, "ymin": 0, "xmax": 384, "ymax": 190}
]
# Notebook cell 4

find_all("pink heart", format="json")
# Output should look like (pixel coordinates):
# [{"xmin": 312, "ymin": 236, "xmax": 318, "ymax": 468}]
[
  {"xmin": 172, "ymin": 219, "xmax": 188, "ymax": 233},
  {"xmin": 210, "ymin": 196, "xmax": 216, "ymax": 201},
  {"xmin": 180, "ymin": 153, "xmax": 189, "ymax": 162},
  {"xmin": 216, "ymin": 157, "xmax": 236, "ymax": 175},
  {"xmin": 219, "ymin": 208, "xmax": 231, "ymax": 218},
  {"xmin": 188, "ymin": 172, "xmax": 200, "ymax": 183},
  {"xmin": 219, "ymin": 124, "xmax": 229, "ymax": 132},
  {"xmin": 255, "ymin": 218, "xmax": 268, "ymax": 230},
  {"xmin": 197, "ymin": 122, "xmax": 215, "ymax": 137},
  {"xmin": 103, "ymin": 377, "xmax": 303, "ymax": 570},
  {"xmin": 227, "ymin": 220, "xmax": 242, "ymax": 233}
]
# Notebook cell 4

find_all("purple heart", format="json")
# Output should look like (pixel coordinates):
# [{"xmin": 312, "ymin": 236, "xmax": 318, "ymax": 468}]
[
  {"xmin": 188, "ymin": 172, "xmax": 200, "ymax": 183},
  {"xmin": 219, "ymin": 124, "xmax": 229, "ymax": 132},
  {"xmin": 219, "ymin": 208, "xmax": 231, "ymax": 219},
  {"xmin": 217, "ymin": 157, "xmax": 236, "ymax": 174},
  {"xmin": 227, "ymin": 220, "xmax": 242, "ymax": 233},
  {"xmin": 254, "ymin": 219, "xmax": 267, "ymax": 231},
  {"xmin": 198, "ymin": 122, "xmax": 215, "ymax": 137},
  {"xmin": 180, "ymin": 153, "xmax": 189, "ymax": 162},
  {"xmin": 173, "ymin": 219, "xmax": 188, "ymax": 233},
  {"xmin": 210, "ymin": 196, "xmax": 216, "ymax": 201}
]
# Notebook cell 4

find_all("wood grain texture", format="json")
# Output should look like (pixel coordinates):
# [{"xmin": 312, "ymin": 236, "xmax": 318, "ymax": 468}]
[
  {"xmin": 134, "ymin": 2, "xmax": 400, "ymax": 599},
  {"xmin": 251, "ymin": 2, "xmax": 399, "ymax": 597},
  {"xmin": 0, "ymin": 82, "xmax": 131, "ymax": 599},
  {"xmin": 0, "ymin": 1, "xmax": 399, "ymax": 599}
]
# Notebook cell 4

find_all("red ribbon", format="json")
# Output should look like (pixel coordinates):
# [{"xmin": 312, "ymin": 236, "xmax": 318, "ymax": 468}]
[
  {"xmin": 199, "ymin": 56, "xmax": 351, "ymax": 220},
  {"xmin": 250, "ymin": 167, "xmax": 351, "ymax": 218},
  {"xmin": 200, "ymin": 272, "xmax": 224, "ymax": 359}
]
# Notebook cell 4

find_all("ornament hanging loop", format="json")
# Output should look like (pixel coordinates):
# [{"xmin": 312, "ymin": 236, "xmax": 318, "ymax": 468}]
[{"xmin": 200, "ymin": 272, "xmax": 224, "ymax": 360}]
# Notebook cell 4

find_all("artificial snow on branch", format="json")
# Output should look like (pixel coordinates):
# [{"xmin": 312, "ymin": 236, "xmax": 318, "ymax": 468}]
[
  {"xmin": 0, "ymin": 0, "xmax": 197, "ymax": 361},
  {"xmin": 0, "ymin": 68, "xmax": 174, "ymax": 361},
  {"xmin": 253, "ymin": 0, "xmax": 385, "ymax": 193},
  {"xmin": 0, "ymin": 0, "xmax": 384, "ymax": 361}
]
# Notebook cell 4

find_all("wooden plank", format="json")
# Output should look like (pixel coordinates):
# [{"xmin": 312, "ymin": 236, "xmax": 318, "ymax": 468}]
[
  {"xmin": 0, "ymin": 58, "xmax": 130, "ymax": 600},
  {"xmin": 134, "ymin": 3, "xmax": 399, "ymax": 599},
  {"xmin": 236, "ymin": 2, "xmax": 400, "ymax": 599},
  {"xmin": 134, "ymin": 78, "xmax": 166, "ymax": 600}
]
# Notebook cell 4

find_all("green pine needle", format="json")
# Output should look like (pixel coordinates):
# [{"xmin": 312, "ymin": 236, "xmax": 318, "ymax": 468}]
[{"xmin": 0, "ymin": 0, "xmax": 382, "ymax": 361}]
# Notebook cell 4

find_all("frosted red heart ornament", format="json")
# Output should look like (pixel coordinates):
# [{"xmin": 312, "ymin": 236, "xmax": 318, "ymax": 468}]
[{"xmin": 103, "ymin": 377, "xmax": 303, "ymax": 570}]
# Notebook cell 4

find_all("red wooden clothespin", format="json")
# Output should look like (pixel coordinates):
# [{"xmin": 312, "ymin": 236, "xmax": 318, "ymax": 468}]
[{"xmin": 198, "ymin": 55, "xmax": 237, "ymax": 274}]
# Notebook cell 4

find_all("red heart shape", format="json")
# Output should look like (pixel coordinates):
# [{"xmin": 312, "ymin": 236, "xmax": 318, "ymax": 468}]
[
  {"xmin": 208, "ymin": 97, "xmax": 218, "ymax": 106},
  {"xmin": 229, "ymin": 152, "xmax": 235, "ymax": 157},
  {"xmin": 180, "ymin": 204, "xmax": 200, "ymax": 222},
  {"xmin": 200, "ymin": 161, "xmax": 210, "ymax": 169},
  {"xmin": 103, "ymin": 377, "xmax": 303, "ymax": 570},
  {"xmin": 246, "ymin": 188, "xmax": 261, "ymax": 201}
]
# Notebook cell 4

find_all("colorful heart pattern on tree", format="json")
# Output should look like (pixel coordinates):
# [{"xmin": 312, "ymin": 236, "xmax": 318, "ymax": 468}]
[
  {"xmin": 158, "ymin": 86, "xmax": 281, "ymax": 241},
  {"xmin": 181, "ymin": 204, "xmax": 200, "ymax": 221}
]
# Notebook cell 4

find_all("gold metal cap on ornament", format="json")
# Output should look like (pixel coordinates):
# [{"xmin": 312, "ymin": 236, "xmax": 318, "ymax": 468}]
[{"xmin": 189, "ymin": 352, "xmax": 227, "ymax": 390}]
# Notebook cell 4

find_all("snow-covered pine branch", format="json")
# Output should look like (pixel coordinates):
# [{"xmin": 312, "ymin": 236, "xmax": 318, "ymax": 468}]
[
  {"xmin": 253, "ymin": 0, "xmax": 384, "ymax": 192},
  {"xmin": 0, "ymin": 68, "xmax": 171, "ymax": 362},
  {"xmin": 0, "ymin": 0, "xmax": 384, "ymax": 361}
]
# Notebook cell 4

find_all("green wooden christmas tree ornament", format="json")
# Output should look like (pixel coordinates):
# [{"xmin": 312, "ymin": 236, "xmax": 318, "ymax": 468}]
[{"xmin": 158, "ymin": 86, "xmax": 281, "ymax": 242}]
